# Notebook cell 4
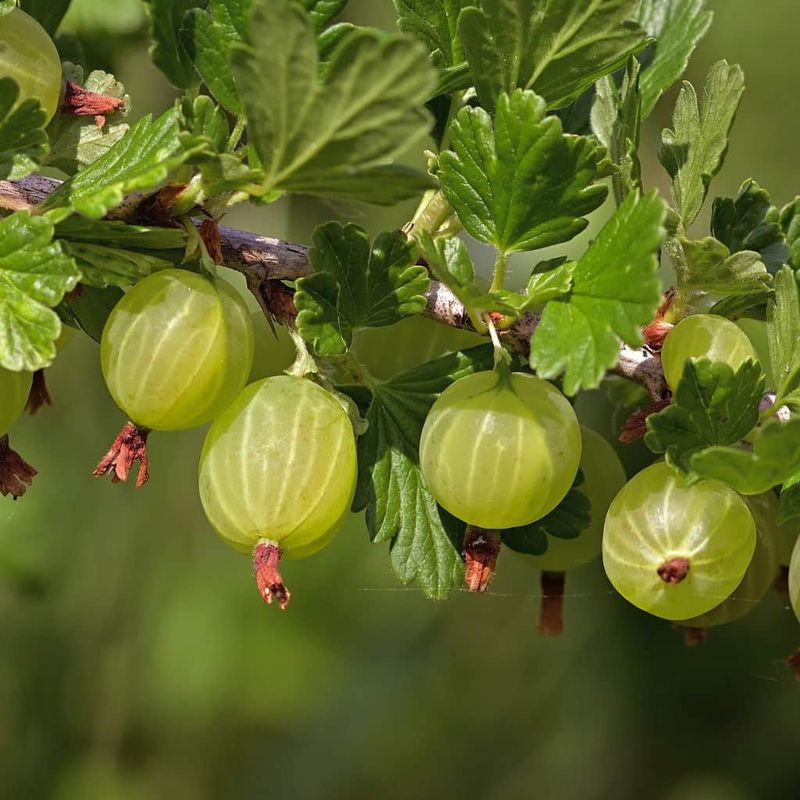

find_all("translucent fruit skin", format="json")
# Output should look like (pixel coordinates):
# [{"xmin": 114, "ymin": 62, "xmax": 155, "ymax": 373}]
[
  {"xmin": 101, "ymin": 270, "xmax": 254, "ymax": 431},
  {"xmin": 0, "ymin": 9, "xmax": 62, "ymax": 124},
  {"xmin": 524, "ymin": 427, "xmax": 626, "ymax": 572},
  {"xmin": 198, "ymin": 376, "xmax": 357, "ymax": 559},
  {"xmin": 0, "ymin": 367, "xmax": 32, "ymax": 436},
  {"xmin": 661, "ymin": 314, "xmax": 759, "ymax": 390},
  {"xmin": 790, "ymin": 535, "xmax": 800, "ymax": 624},
  {"xmin": 683, "ymin": 491, "xmax": 782, "ymax": 628},
  {"xmin": 420, "ymin": 370, "xmax": 581, "ymax": 529},
  {"xmin": 602, "ymin": 462, "xmax": 756, "ymax": 621}
]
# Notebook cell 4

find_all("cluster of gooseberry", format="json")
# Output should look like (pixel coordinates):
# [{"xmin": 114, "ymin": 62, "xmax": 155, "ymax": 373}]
[
  {"xmin": 418, "ymin": 313, "xmax": 799, "ymax": 647},
  {"xmin": 0, "ymin": 9, "xmax": 796, "ymax": 656}
]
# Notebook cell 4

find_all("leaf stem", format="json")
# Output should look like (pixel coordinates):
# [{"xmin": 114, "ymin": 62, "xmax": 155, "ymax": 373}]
[
  {"xmin": 490, "ymin": 250, "xmax": 508, "ymax": 293},
  {"xmin": 226, "ymin": 115, "xmax": 246, "ymax": 153}
]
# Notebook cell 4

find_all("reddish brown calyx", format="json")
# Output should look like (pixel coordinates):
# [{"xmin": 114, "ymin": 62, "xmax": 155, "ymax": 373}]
[
  {"xmin": 198, "ymin": 218, "xmax": 223, "ymax": 264},
  {"xmin": 463, "ymin": 526, "xmax": 501, "ymax": 593},
  {"xmin": 0, "ymin": 435, "xmax": 37, "ymax": 499},
  {"xmin": 619, "ymin": 399, "xmax": 671, "ymax": 443},
  {"xmin": 92, "ymin": 422, "xmax": 150, "ymax": 488},
  {"xmin": 25, "ymin": 370, "xmax": 52, "ymax": 415},
  {"xmin": 253, "ymin": 540, "xmax": 291, "ymax": 610},
  {"xmin": 539, "ymin": 571, "xmax": 566, "ymax": 636},
  {"xmin": 642, "ymin": 320, "xmax": 674, "ymax": 351},
  {"xmin": 61, "ymin": 81, "xmax": 125, "ymax": 128},
  {"xmin": 681, "ymin": 626, "xmax": 707, "ymax": 646},
  {"xmin": 657, "ymin": 557, "xmax": 691, "ymax": 584},
  {"xmin": 787, "ymin": 648, "xmax": 800, "ymax": 681}
]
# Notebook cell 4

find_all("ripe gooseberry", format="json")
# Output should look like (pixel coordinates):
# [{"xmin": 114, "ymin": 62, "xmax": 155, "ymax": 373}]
[
  {"xmin": 198, "ymin": 375, "xmax": 358, "ymax": 608},
  {"xmin": 602, "ymin": 462, "xmax": 757, "ymax": 621},
  {"xmin": 661, "ymin": 313, "xmax": 758, "ymax": 390},
  {"xmin": 420, "ymin": 370, "xmax": 581, "ymax": 529},
  {"xmin": 516, "ymin": 426, "xmax": 627, "ymax": 635},
  {"xmin": 681, "ymin": 491, "xmax": 782, "ymax": 632},
  {"xmin": 0, "ymin": 9, "xmax": 62, "ymax": 124},
  {"xmin": 95, "ymin": 269, "xmax": 254, "ymax": 486},
  {"xmin": 790, "ymin": 535, "xmax": 800, "ymax": 624}
]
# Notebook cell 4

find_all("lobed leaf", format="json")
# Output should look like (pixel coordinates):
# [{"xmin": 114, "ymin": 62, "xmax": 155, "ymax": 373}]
[
  {"xmin": 502, "ymin": 484, "xmax": 591, "ymax": 555},
  {"xmin": 231, "ymin": 0, "xmax": 435, "ymax": 205},
  {"xmin": 20, "ymin": 0, "xmax": 72, "ymax": 34},
  {"xmin": 394, "ymin": 0, "xmax": 472, "ymax": 95},
  {"xmin": 143, "ymin": 0, "xmax": 203, "ymax": 89},
  {"xmin": 63, "ymin": 242, "xmax": 175, "ymax": 289},
  {"xmin": 711, "ymin": 180, "xmax": 788, "ymax": 271},
  {"xmin": 658, "ymin": 60, "xmax": 745, "ymax": 227},
  {"xmin": 295, "ymin": 223, "xmax": 430, "ymax": 356},
  {"xmin": 354, "ymin": 345, "xmax": 495, "ymax": 598},
  {"xmin": 459, "ymin": 0, "xmax": 647, "ymax": 111},
  {"xmin": 0, "ymin": 212, "xmax": 80, "ymax": 371},
  {"xmin": 679, "ymin": 237, "xmax": 771, "ymax": 297},
  {"xmin": 644, "ymin": 359, "xmax": 764, "ymax": 473},
  {"xmin": 0, "ymin": 78, "xmax": 48, "ymax": 180},
  {"xmin": 439, "ymin": 89, "xmax": 608, "ymax": 254},
  {"xmin": 767, "ymin": 266, "xmax": 800, "ymax": 408},
  {"xmin": 591, "ymin": 58, "xmax": 642, "ymax": 205},
  {"xmin": 635, "ymin": 0, "xmax": 713, "ymax": 118},
  {"xmin": 530, "ymin": 190, "xmax": 667, "ymax": 395},
  {"xmin": 691, "ymin": 420, "xmax": 800, "ymax": 495},
  {"xmin": 43, "ymin": 109, "xmax": 201, "ymax": 220}
]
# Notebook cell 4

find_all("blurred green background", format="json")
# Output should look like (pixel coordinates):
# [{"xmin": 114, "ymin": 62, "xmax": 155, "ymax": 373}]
[{"xmin": 2, "ymin": 2, "xmax": 799, "ymax": 798}]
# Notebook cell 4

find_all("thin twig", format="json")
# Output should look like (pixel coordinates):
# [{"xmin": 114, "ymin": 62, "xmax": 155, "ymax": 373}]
[{"xmin": 0, "ymin": 176, "xmax": 669, "ymax": 398}]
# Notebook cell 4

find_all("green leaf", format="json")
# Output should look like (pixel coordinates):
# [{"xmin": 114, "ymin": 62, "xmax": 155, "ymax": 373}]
[
  {"xmin": 55, "ymin": 217, "xmax": 187, "ymax": 252},
  {"xmin": 530, "ymin": 190, "xmax": 667, "ymax": 395},
  {"xmin": 679, "ymin": 237, "xmax": 771, "ymax": 296},
  {"xmin": 711, "ymin": 180, "xmax": 788, "ymax": 271},
  {"xmin": 43, "ymin": 109, "xmax": 200, "ymax": 220},
  {"xmin": 416, "ymin": 233, "xmax": 521, "ymax": 325},
  {"xmin": 503, "ymin": 484, "xmax": 591, "ymax": 554},
  {"xmin": 591, "ymin": 57, "xmax": 642, "ymax": 205},
  {"xmin": 691, "ymin": 420, "xmax": 800, "ymax": 495},
  {"xmin": 767, "ymin": 266, "xmax": 800, "ymax": 408},
  {"xmin": 181, "ymin": 0, "xmax": 247, "ymax": 114},
  {"xmin": 779, "ymin": 197, "xmax": 800, "ymax": 269},
  {"xmin": 298, "ymin": 0, "xmax": 346, "ymax": 30},
  {"xmin": 58, "ymin": 284, "xmax": 123, "ymax": 343},
  {"xmin": 45, "ymin": 64, "xmax": 130, "ymax": 176},
  {"xmin": 0, "ymin": 212, "xmax": 80, "ymax": 371},
  {"xmin": 779, "ymin": 471, "xmax": 800, "ymax": 524},
  {"xmin": 394, "ymin": 0, "xmax": 472, "ymax": 95},
  {"xmin": 0, "ymin": 78, "xmax": 48, "ymax": 180},
  {"xmin": 295, "ymin": 223, "xmax": 430, "ymax": 356},
  {"xmin": 143, "ymin": 0, "xmax": 203, "ymax": 89},
  {"xmin": 20, "ymin": 0, "xmax": 71, "ymax": 35},
  {"xmin": 63, "ymin": 242, "xmax": 175, "ymax": 289},
  {"xmin": 644, "ymin": 359, "xmax": 764, "ymax": 473},
  {"xmin": 635, "ymin": 0, "xmax": 713, "ymax": 118},
  {"xmin": 231, "ymin": 0, "xmax": 435, "ymax": 205},
  {"xmin": 524, "ymin": 258, "xmax": 575, "ymax": 309},
  {"xmin": 439, "ymin": 89, "xmax": 608, "ymax": 254},
  {"xmin": 458, "ymin": 0, "xmax": 647, "ymax": 111},
  {"xmin": 354, "ymin": 345, "xmax": 495, "ymax": 598},
  {"xmin": 658, "ymin": 60, "xmax": 745, "ymax": 227}
]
